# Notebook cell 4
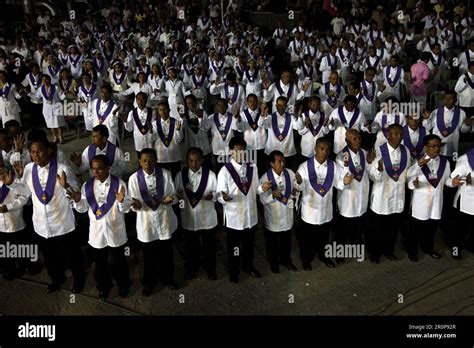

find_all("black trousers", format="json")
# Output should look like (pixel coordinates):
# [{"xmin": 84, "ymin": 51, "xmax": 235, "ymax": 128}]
[
  {"xmin": 94, "ymin": 244, "xmax": 131, "ymax": 292},
  {"xmin": 226, "ymin": 227, "xmax": 256, "ymax": 277},
  {"xmin": 184, "ymin": 228, "xmax": 217, "ymax": 275},
  {"xmin": 284, "ymin": 155, "xmax": 297, "ymax": 172},
  {"xmin": 203, "ymin": 153, "xmax": 213, "ymax": 170},
  {"xmin": 366, "ymin": 211, "xmax": 402, "ymax": 259},
  {"xmin": 297, "ymin": 220, "xmax": 331, "ymax": 265},
  {"xmin": 255, "ymin": 149, "xmax": 267, "ymax": 178},
  {"xmin": 454, "ymin": 208, "xmax": 474, "ymax": 253},
  {"xmin": 39, "ymin": 230, "xmax": 85, "ymax": 286},
  {"xmin": 141, "ymin": 238, "xmax": 174, "ymax": 289},
  {"xmin": 213, "ymin": 154, "xmax": 227, "ymax": 174},
  {"xmin": 158, "ymin": 161, "xmax": 181, "ymax": 180},
  {"xmin": 30, "ymin": 102, "xmax": 46, "ymax": 129},
  {"xmin": 264, "ymin": 229, "xmax": 292, "ymax": 268},
  {"xmin": 334, "ymin": 214, "xmax": 365, "ymax": 246},
  {"xmin": 403, "ymin": 217, "xmax": 439, "ymax": 257},
  {"xmin": 0, "ymin": 229, "xmax": 37, "ymax": 276}
]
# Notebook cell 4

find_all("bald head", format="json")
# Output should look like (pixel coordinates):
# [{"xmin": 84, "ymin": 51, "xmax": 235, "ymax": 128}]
[{"xmin": 345, "ymin": 129, "xmax": 361, "ymax": 152}]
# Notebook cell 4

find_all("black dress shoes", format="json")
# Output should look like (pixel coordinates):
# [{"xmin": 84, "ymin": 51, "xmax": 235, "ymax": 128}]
[
  {"xmin": 284, "ymin": 263, "xmax": 298, "ymax": 272},
  {"xmin": 165, "ymin": 280, "xmax": 179, "ymax": 290},
  {"xmin": 408, "ymin": 254, "xmax": 419, "ymax": 262},
  {"xmin": 430, "ymin": 251, "xmax": 442, "ymax": 259},
  {"xmin": 242, "ymin": 266, "xmax": 262, "ymax": 278},
  {"xmin": 385, "ymin": 253, "xmax": 399, "ymax": 261},
  {"xmin": 46, "ymin": 283, "xmax": 61, "ymax": 293},
  {"xmin": 323, "ymin": 259, "xmax": 336, "ymax": 268},
  {"xmin": 302, "ymin": 263, "xmax": 312, "ymax": 271}
]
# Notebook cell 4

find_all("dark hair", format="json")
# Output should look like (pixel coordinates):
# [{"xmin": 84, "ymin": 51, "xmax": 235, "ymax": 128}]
[
  {"xmin": 136, "ymin": 91, "xmax": 148, "ymax": 101},
  {"xmin": 186, "ymin": 147, "xmax": 204, "ymax": 160},
  {"xmin": 92, "ymin": 124, "xmax": 109, "ymax": 138},
  {"xmin": 229, "ymin": 136, "xmax": 246, "ymax": 150},
  {"xmin": 423, "ymin": 134, "xmax": 441, "ymax": 146},
  {"xmin": 157, "ymin": 100, "xmax": 170, "ymax": 108},
  {"xmin": 268, "ymin": 150, "xmax": 284, "ymax": 165},
  {"xmin": 309, "ymin": 95, "xmax": 321, "ymax": 104},
  {"xmin": 365, "ymin": 67, "xmax": 376, "ymax": 75},
  {"xmin": 91, "ymin": 154, "xmax": 110, "ymax": 167},
  {"xmin": 344, "ymin": 95, "xmax": 357, "ymax": 104},
  {"xmin": 387, "ymin": 124, "xmax": 403, "ymax": 133},
  {"xmin": 420, "ymin": 52, "xmax": 431, "ymax": 62},
  {"xmin": 469, "ymin": 61, "xmax": 474, "ymax": 69},
  {"xmin": 100, "ymin": 84, "xmax": 113, "ymax": 93},
  {"xmin": 217, "ymin": 97, "xmax": 228, "ymax": 105},
  {"xmin": 139, "ymin": 148, "xmax": 158, "ymax": 160},
  {"xmin": 246, "ymin": 93, "xmax": 258, "ymax": 101},
  {"xmin": 226, "ymin": 72, "xmax": 237, "ymax": 81},
  {"xmin": 27, "ymin": 129, "xmax": 50, "ymax": 150},
  {"xmin": 276, "ymin": 96, "xmax": 288, "ymax": 104},
  {"xmin": 4, "ymin": 119, "xmax": 21, "ymax": 131},
  {"xmin": 185, "ymin": 94, "xmax": 197, "ymax": 103},
  {"xmin": 444, "ymin": 90, "xmax": 457, "ymax": 98},
  {"xmin": 316, "ymin": 136, "xmax": 332, "ymax": 147}
]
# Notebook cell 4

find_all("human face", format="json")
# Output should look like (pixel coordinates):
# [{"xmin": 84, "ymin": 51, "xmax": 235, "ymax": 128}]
[
  {"xmin": 139, "ymin": 153, "xmax": 157, "ymax": 174},
  {"xmin": 216, "ymin": 100, "xmax": 227, "ymax": 114},
  {"xmin": 276, "ymin": 99, "xmax": 287, "ymax": 114},
  {"xmin": 30, "ymin": 142, "xmax": 51, "ymax": 167},
  {"xmin": 365, "ymin": 70, "xmax": 375, "ymax": 81},
  {"xmin": 185, "ymin": 97, "xmax": 196, "ymax": 110},
  {"xmin": 344, "ymin": 100, "xmax": 356, "ymax": 112},
  {"xmin": 247, "ymin": 95, "xmax": 258, "ymax": 110},
  {"xmin": 387, "ymin": 127, "xmax": 403, "ymax": 148},
  {"xmin": 329, "ymin": 73, "xmax": 338, "ymax": 85},
  {"xmin": 157, "ymin": 104, "xmax": 170, "ymax": 119},
  {"xmin": 346, "ymin": 130, "xmax": 361, "ymax": 152},
  {"xmin": 281, "ymin": 72, "xmax": 290, "ymax": 84},
  {"xmin": 315, "ymin": 141, "xmax": 331, "ymax": 163},
  {"xmin": 91, "ymin": 159, "xmax": 110, "ymax": 182},
  {"xmin": 270, "ymin": 154, "xmax": 285, "ymax": 175},
  {"xmin": 444, "ymin": 94, "xmax": 456, "ymax": 109},
  {"xmin": 100, "ymin": 87, "xmax": 111, "ymax": 101},
  {"xmin": 424, "ymin": 138, "xmax": 442, "ymax": 158},
  {"xmin": 91, "ymin": 131, "xmax": 106, "ymax": 147},
  {"xmin": 136, "ymin": 93, "xmax": 147, "ymax": 108},
  {"xmin": 232, "ymin": 144, "xmax": 246, "ymax": 164},
  {"xmin": 309, "ymin": 99, "xmax": 320, "ymax": 113},
  {"xmin": 187, "ymin": 152, "xmax": 202, "ymax": 172},
  {"xmin": 406, "ymin": 115, "xmax": 420, "ymax": 130}
]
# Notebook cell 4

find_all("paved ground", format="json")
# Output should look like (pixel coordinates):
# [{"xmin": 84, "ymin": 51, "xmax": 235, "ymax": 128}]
[{"xmin": 0, "ymin": 126, "xmax": 473, "ymax": 316}]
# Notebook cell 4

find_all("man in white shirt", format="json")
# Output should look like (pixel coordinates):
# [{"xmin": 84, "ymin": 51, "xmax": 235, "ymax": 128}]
[
  {"xmin": 367, "ymin": 124, "xmax": 410, "ymax": 263},
  {"xmin": 91, "ymin": 84, "xmax": 122, "ymax": 145},
  {"xmin": 124, "ymin": 92, "xmax": 156, "ymax": 153},
  {"xmin": 258, "ymin": 150, "xmax": 298, "ymax": 273},
  {"xmin": 405, "ymin": 135, "xmax": 460, "ymax": 262},
  {"xmin": 298, "ymin": 96, "xmax": 329, "ymax": 161},
  {"xmin": 451, "ymin": 147, "xmax": 474, "ymax": 260},
  {"xmin": 295, "ymin": 137, "xmax": 351, "ymax": 270},
  {"xmin": 210, "ymin": 72, "xmax": 245, "ymax": 114},
  {"xmin": 128, "ymin": 148, "xmax": 179, "ymax": 297},
  {"xmin": 454, "ymin": 61, "xmax": 474, "ymax": 118},
  {"xmin": 175, "ymin": 147, "xmax": 218, "ymax": 281},
  {"xmin": 216, "ymin": 137, "xmax": 261, "ymax": 283},
  {"xmin": 262, "ymin": 70, "xmax": 305, "ymax": 114},
  {"xmin": 68, "ymin": 155, "xmax": 131, "ymax": 300},
  {"xmin": 13, "ymin": 139, "xmax": 85, "ymax": 294}
]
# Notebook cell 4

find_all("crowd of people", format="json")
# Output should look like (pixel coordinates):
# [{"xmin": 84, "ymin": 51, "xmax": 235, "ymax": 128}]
[{"xmin": 0, "ymin": 0, "xmax": 472, "ymax": 301}]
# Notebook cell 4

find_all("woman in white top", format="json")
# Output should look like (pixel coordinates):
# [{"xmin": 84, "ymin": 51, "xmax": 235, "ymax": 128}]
[
  {"xmin": 0, "ymin": 71, "xmax": 22, "ymax": 127},
  {"xmin": 117, "ymin": 71, "xmax": 153, "ymax": 108}
]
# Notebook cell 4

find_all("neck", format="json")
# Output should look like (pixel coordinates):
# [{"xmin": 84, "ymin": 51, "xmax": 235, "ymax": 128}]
[
  {"xmin": 143, "ymin": 167, "xmax": 154, "ymax": 175},
  {"xmin": 315, "ymin": 157, "xmax": 326, "ymax": 165},
  {"xmin": 98, "ymin": 175, "xmax": 108, "ymax": 183},
  {"xmin": 38, "ymin": 159, "xmax": 49, "ymax": 168},
  {"xmin": 273, "ymin": 168, "xmax": 283, "ymax": 176},
  {"xmin": 388, "ymin": 141, "xmax": 399, "ymax": 149},
  {"xmin": 348, "ymin": 145, "xmax": 359, "ymax": 153},
  {"xmin": 98, "ymin": 142, "xmax": 107, "ymax": 150}
]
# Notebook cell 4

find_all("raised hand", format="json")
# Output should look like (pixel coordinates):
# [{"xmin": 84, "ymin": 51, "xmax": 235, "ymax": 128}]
[
  {"xmin": 343, "ymin": 172, "xmax": 353, "ymax": 185},
  {"xmin": 57, "ymin": 171, "xmax": 69, "ymax": 189},
  {"xmin": 13, "ymin": 133, "xmax": 25, "ymax": 152},
  {"xmin": 70, "ymin": 152, "xmax": 82, "ymax": 167},
  {"xmin": 304, "ymin": 116, "xmax": 311, "ymax": 128},
  {"xmin": 367, "ymin": 148, "xmax": 376, "ymax": 164},
  {"xmin": 12, "ymin": 161, "xmax": 24, "ymax": 179},
  {"xmin": 204, "ymin": 191, "xmax": 213, "ymax": 200},
  {"xmin": 261, "ymin": 180, "xmax": 273, "ymax": 192},
  {"xmin": 2, "ymin": 170, "xmax": 15, "ymax": 186},
  {"xmin": 115, "ymin": 186, "xmax": 126, "ymax": 203},
  {"xmin": 452, "ymin": 175, "xmax": 465, "ymax": 187},
  {"xmin": 163, "ymin": 194, "xmax": 174, "ymax": 204},
  {"xmin": 377, "ymin": 158, "xmax": 384, "ymax": 172},
  {"xmin": 295, "ymin": 171, "xmax": 303, "ymax": 185},
  {"xmin": 221, "ymin": 191, "xmax": 232, "ymax": 201},
  {"xmin": 272, "ymin": 189, "xmax": 281, "ymax": 199},
  {"xmin": 417, "ymin": 155, "xmax": 431, "ymax": 167},
  {"xmin": 66, "ymin": 187, "xmax": 81, "ymax": 202}
]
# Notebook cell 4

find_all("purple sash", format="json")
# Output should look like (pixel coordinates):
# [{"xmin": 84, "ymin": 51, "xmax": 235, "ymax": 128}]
[
  {"xmin": 0, "ymin": 183, "xmax": 10, "ymax": 205},
  {"xmin": 324, "ymin": 82, "xmax": 341, "ymax": 107},
  {"xmin": 352, "ymin": 24, "xmax": 361, "ymax": 35},
  {"xmin": 421, "ymin": 155, "xmax": 447, "ymax": 188},
  {"xmin": 88, "ymin": 141, "xmax": 116, "ymax": 166},
  {"xmin": 465, "ymin": 73, "xmax": 474, "ymax": 89},
  {"xmin": 96, "ymin": 99, "xmax": 115, "ymax": 123},
  {"xmin": 182, "ymin": 64, "xmax": 193, "ymax": 77},
  {"xmin": 338, "ymin": 106, "xmax": 360, "ymax": 128},
  {"xmin": 29, "ymin": 73, "xmax": 42, "ymax": 89},
  {"xmin": 380, "ymin": 143, "xmax": 408, "ymax": 182},
  {"xmin": 133, "ymin": 107, "xmax": 153, "ymax": 135},
  {"xmin": 192, "ymin": 74, "xmax": 205, "ymax": 88},
  {"xmin": 59, "ymin": 78, "xmax": 72, "ymax": 92},
  {"xmin": 275, "ymin": 81, "xmax": 293, "ymax": 99},
  {"xmin": 301, "ymin": 64, "xmax": 313, "ymax": 78},
  {"xmin": 47, "ymin": 64, "xmax": 60, "ymax": 78},
  {"xmin": 361, "ymin": 80, "xmax": 375, "ymax": 102},
  {"xmin": 430, "ymin": 53, "xmax": 442, "ymax": 66},
  {"xmin": 366, "ymin": 56, "xmax": 381, "ymax": 69},
  {"xmin": 32, "ymin": 158, "xmax": 57, "ymax": 205},
  {"xmin": 369, "ymin": 30, "xmax": 381, "ymax": 45},
  {"xmin": 156, "ymin": 117, "xmax": 176, "ymax": 147},
  {"xmin": 59, "ymin": 54, "xmax": 68, "ymax": 65},
  {"xmin": 41, "ymin": 84, "xmax": 55, "ymax": 102},
  {"xmin": 243, "ymin": 109, "xmax": 260, "ymax": 131},
  {"xmin": 85, "ymin": 175, "xmax": 120, "ymax": 219},
  {"xmin": 103, "ymin": 50, "xmax": 114, "ymax": 62},
  {"xmin": 81, "ymin": 84, "xmax": 96, "ymax": 99},
  {"xmin": 267, "ymin": 168, "xmax": 291, "ymax": 204},
  {"xmin": 0, "ymin": 84, "xmax": 11, "ymax": 98},
  {"xmin": 307, "ymin": 158, "xmax": 334, "ymax": 197},
  {"xmin": 94, "ymin": 58, "xmax": 104, "ymax": 72},
  {"xmin": 271, "ymin": 112, "xmax": 292, "ymax": 141},
  {"xmin": 403, "ymin": 125, "xmax": 426, "ymax": 159},
  {"xmin": 137, "ymin": 64, "xmax": 150, "ymax": 76},
  {"xmin": 181, "ymin": 167, "xmax": 210, "ymax": 208},
  {"xmin": 386, "ymin": 66, "xmax": 402, "ymax": 87},
  {"xmin": 467, "ymin": 149, "xmax": 474, "ymax": 171},
  {"xmin": 396, "ymin": 32, "xmax": 406, "ymax": 42},
  {"xmin": 213, "ymin": 113, "xmax": 233, "ymax": 140},
  {"xmin": 224, "ymin": 162, "xmax": 253, "ymax": 195},
  {"xmin": 112, "ymin": 72, "xmax": 126, "ymax": 85},
  {"xmin": 69, "ymin": 54, "xmax": 82, "ymax": 68},
  {"xmin": 137, "ymin": 166, "xmax": 164, "ymax": 211},
  {"xmin": 466, "ymin": 51, "xmax": 471, "ymax": 64},
  {"xmin": 224, "ymin": 83, "xmax": 239, "ymax": 104},
  {"xmin": 211, "ymin": 61, "xmax": 222, "ymax": 75},
  {"xmin": 342, "ymin": 146, "xmax": 365, "ymax": 182},
  {"xmin": 305, "ymin": 111, "xmax": 325, "ymax": 136},
  {"xmin": 235, "ymin": 65, "xmax": 244, "ymax": 79},
  {"xmin": 381, "ymin": 114, "xmax": 401, "ymax": 139},
  {"xmin": 436, "ymin": 106, "xmax": 460, "ymax": 137},
  {"xmin": 338, "ymin": 48, "xmax": 351, "ymax": 62},
  {"xmin": 245, "ymin": 69, "xmax": 257, "ymax": 82},
  {"xmin": 326, "ymin": 54, "xmax": 336, "ymax": 68}
]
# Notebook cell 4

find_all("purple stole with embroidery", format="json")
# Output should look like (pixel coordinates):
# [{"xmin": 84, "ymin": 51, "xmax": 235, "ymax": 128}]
[
  {"xmin": 326, "ymin": 54, "xmax": 336, "ymax": 68},
  {"xmin": 32, "ymin": 157, "xmax": 57, "ymax": 205},
  {"xmin": 182, "ymin": 167, "xmax": 210, "ymax": 208},
  {"xmin": 380, "ymin": 143, "xmax": 408, "ymax": 182},
  {"xmin": 307, "ymin": 158, "xmax": 334, "ymax": 197},
  {"xmin": 224, "ymin": 83, "xmax": 238, "ymax": 104},
  {"xmin": 267, "ymin": 168, "xmax": 291, "ymax": 204},
  {"xmin": 41, "ymin": 84, "xmax": 55, "ymax": 103},
  {"xmin": 112, "ymin": 72, "xmax": 126, "ymax": 85},
  {"xmin": 133, "ymin": 107, "xmax": 153, "ymax": 135},
  {"xmin": 96, "ymin": 99, "xmax": 114, "ymax": 123},
  {"xmin": 467, "ymin": 149, "xmax": 474, "ymax": 171},
  {"xmin": 369, "ymin": 30, "xmax": 380, "ymax": 45},
  {"xmin": 436, "ymin": 106, "xmax": 460, "ymax": 137},
  {"xmin": 48, "ymin": 64, "xmax": 61, "ymax": 78},
  {"xmin": 29, "ymin": 73, "xmax": 42, "ymax": 89},
  {"xmin": 302, "ymin": 64, "xmax": 313, "ymax": 78},
  {"xmin": 245, "ymin": 69, "xmax": 257, "ymax": 82},
  {"xmin": 338, "ymin": 48, "xmax": 351, "ymax": 63},
  {"xmin": 381, "ymin": 114, "xmax": 401, "ymax": 139},
  {"xmin": 244, "ymin": 109, "xmax": 260, "ymax": 131},
  {"xmin": 271, "ymin": 112, "xmax": 291, "ymax": 141},
  {"xmin": 338, "ymin": 106, "xmax": 360, "ymax": 128},
  {"xmin": 430, "ymin": 53, "xmax": 442, "ymax": 66},
  {"xmin": 137, "ymin": 166, "xmax": 164, "ymax": 210},
  {"xmin": 85, "ymin": 175, "xmax": 119, "ymax": 219},
  {"xmin": 305, "ymin": 111, "xmax": 325, "ymax": 136},
  {"xmin": 81, "ymin": 84, "xmax": 96, "ymax": 99},
  {"xmin": 157, "ymin": 117, "xmax": 176, "ymax": 147},
  {"xmin": 224, "ymin": 162, "xmax": 253, "ymax": 195},
  {"xmin": 235, "ymin": 65, "xmax": 245, "ymax": 79},
  {"xmin": 361, "ymin": 80, "xmax": 375, "ymax": 102},
  {"xmin": 69, "ymin": 54, "xmax": 82, "ymax": 68},
  {"xmin": 0, "ymin": 84, "xmax": 11, "ymax": 98},
  {"xmin": 275, "ymin": 81, "xmax": 293, "ymax": 99},
  {"xmin": 465, "ymin": 73, "xmax": 474, "ymax": 89},
  {"xmin": 94, "ymin": 58, "xmax": 104, "ymax": 73},
  {"xmin": 343, "ymin": 146, "xmax": 365, "ymax": 182},
  {"xmin": 366, "ymin": 56, "xmax": 381, "ymax": 69},
  {"xmin": 386, "ymin": 66, "xmax": 402, "ymax": 87},
  {"xmin": 0, "ymin": 183, "xmax": 10, "ymax": 205},
  {"xmin": 59, "ymin": 78, "xmax": 72, "ymax": 93},
  {"xmin": 182, "ymin": 64, "xmax": 193, "ymax": 77},
  {"xmin": 214, "ymin": 113, "xmax": 233, "ymax": 140},
  {"xmin": 421, "ymin": 155, "xmax": 447, "ymax": 188},
  {"xmin": 403, "ymin": 125, "xmax": 426, "ymax": 159},
  {"xmin": 192, "ymin": 74, "xmax": 205, "ymax": 88},
  {"xmin": 88, "ymin": 142, "xmax": 116, "ymax": 166},
  {"xmin": 324, "ymin": 82, "xmax": 341, "ymax": 107}
]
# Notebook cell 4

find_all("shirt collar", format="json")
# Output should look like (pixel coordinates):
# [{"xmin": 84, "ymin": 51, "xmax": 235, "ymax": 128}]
[
  {"xmin": 96, "ymin": 174, "xmax": 111, "ymax": 185},
  {"xmin": 314, "ymin": 157, "xmax": 327, "ymax": 168},
  {"xmin": 189, "ymin": 167, "xmax": 202, "ymax": 176},
  {"xmin": 387, "ymin": 142, "xmax": 400, "ymax": 153}
]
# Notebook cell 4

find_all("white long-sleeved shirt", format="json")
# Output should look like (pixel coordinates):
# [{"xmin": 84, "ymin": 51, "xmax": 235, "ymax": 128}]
[
  {"xmin": 91, "ymin": 98, "xmax": 120, "ymax": 144},
  {"xmin": 298, "ymin": 110, "xmax": 329, "ymax": 157},
  {"xmin": 328, "ymin": 106, "xmax": 367, "ymax": 154},
  {"xmin": 210, "ymin": 82, "xmax": 246, "ymax": 113},
  {"xmin": 258, "ymin": 168, "xmax": 297, "ymax": 232},
  {"xmin": 201, "ymin": 112, "xmax": 239, "ymax": 156},
  {"xmin": 451, "ymin": 152, "xmax": 474, "ymax": 215},
  {"xmin": 407, "ymin": 156, "xmax": 453, "ymax": 220},
  {"xmin": 259, "ymin": 112, "xmax": 304, "ymax": 156},
  {"xmin": 216, "ymin": 159, "xmax": 259, "ymax": 230},
  {"xmin": 152, "ymin": 117, "xmax": 183, "ymax": 163},
  {"xmin": 124, "ymin": 106, "xmax": 157, "ymax": 152},
  {"xmin": 128, "ymin": 167, "xmax": 178, "ymax": 241},
  {"xmin": 296, "ymin": 158, "xmax": 346, "ymax": 225},
  {"xmin": 236, "ymin": 108, "xmax": 267, "ymax": 151},
  {"xmin": 73, "ymin": 175, "xmax": 130, "ymax": 248},
  {"xmin": 0, "ymin": 181, "xmax": 29, "ymax": 233},
  {"xmin": 263, "ymin": 80, "xmax": 304, "ymax": 112},
  {"xmin": 78, "ymin": 142, "xmax": 127, "ymax": 178},
  {"xmin": 0, "ymin": 83, "xmax": 22, "ymax": 126},
  {"xmin": 174, "ymin": 167, "xmax": 218, "ymax": 231},
  {"xmin": 371, "ymin": 111, "xmax": 406, "ymax": 148},
  {"xmin": 454, "ymin": 72, "xmax": 474, "ymax": 108},
  {"xmin": 118, "ymin": 82, "xmax": 154, "ymax": 108},
  {"xmin": 182, "ymin": 110, "xmax": 211, "ymax": 156}
]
